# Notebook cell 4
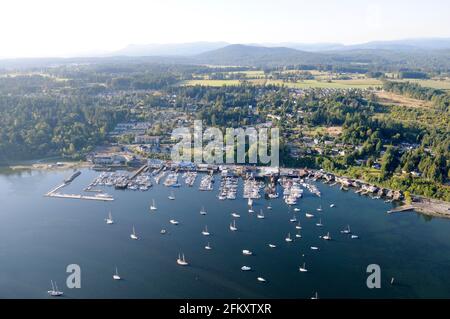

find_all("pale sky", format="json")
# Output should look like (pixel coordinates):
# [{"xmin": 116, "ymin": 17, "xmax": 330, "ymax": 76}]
[{"xmin": 0, "ymin": 0, "xmax": 449, "ymax": 58}]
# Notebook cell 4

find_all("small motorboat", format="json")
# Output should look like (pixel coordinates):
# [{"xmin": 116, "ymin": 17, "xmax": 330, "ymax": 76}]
[
  {"xmin": 169, "ymin": 219, "xmax": 179, "ymax": 225},
  {"xmin": 241, "ymin": 266, "xmax": 252, "ymax": 271},
  {"xmin": 268, "ymin": 244, "xmax": 277, "ymax": 248},
  {"xmin": 242, "ymin": 249, "xmax": 252, "ymax": 256},
  {"xmin": 257, "ymin": 277, "xmax": 266, "ymax": 282}
]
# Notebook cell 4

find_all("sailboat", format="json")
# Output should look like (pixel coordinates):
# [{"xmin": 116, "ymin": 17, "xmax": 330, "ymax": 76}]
[
  {"xmin": 130, "ymin": 226, "xmax": 138, "ymax": 240},
  {"xmin": 241, "ymin": 266, "xmax": 251, "ymax": 271},
  {"xmin": 257, "ymin": 277, "xmax": 266, "ymax": 282},
  {"xmin": 113, "ymin": 267, "xmax": 121, "ymax": 280},
  {"xmin": 305, "ymin": 212, "xmax": 314, "ymax": 218},
  {"xmin": 248, "ymin": 198, "xmax": 253, "ymax": 206},
  {"xmin": 295, "ymin": 231, "xmax": 302, "ymax": 238},
  {"xmin": 229, "ymin": 220, "xmax": 237, "ymax": 231},
  {"xmin": 169, "ymin": 219, "xmax": 179, "ymax": 225},
  {"xmin": 205, "ymin": 242, "xmax": 212, "ymax": 250},
  {"xmin": 310, "ymin": 246, "xmax": 319, "ymax": 250},
  {"xmin": 257, "ymin": 210, "xmax": 265, "ymax": 219},
  {"xmin": 47, "ymin": 280, "xmax": 64, "ymax": 297},
  {"xmin": 290, "ymin": 215, "xmax": 297, "ymax": 222},
  {"xmin": 351, "ymin": 234, "xmax": 359, "ymax": 239},
  {"xmin": 150, "ymin": 199, "xmax": 157, "ymax": 211},
  {"xmin": 330, "ymin": 204, "xmax": 336, "ymax": 208},
  {"xmin": 341, "ymin": 225, "xmax": 351, "ymax": 234},
  {"xmin": 299, "ymin": 262, "xmax": 308, "ymax": 272},
  {"xmin": 267, "ymin": 203, "xmax": 272, "ymax": 210},
  {"xmin": 248, "ymin": 205, "xmax": 254, "ymax": 213},
  {"xmin": 316, "ymin": 218, "xmax": 323, "ymax": 227},
  {"xmin": 268, "ymin": 244, "xmax": 277, "ymax": 248},
  {"xmin": 311, "ymin": 292, "xmax": 319, "ymax": 299},
  {"xmin": 295, "ymin": 222, "xmax": 302, "ymax": 230},
  {"xmin": 177, "ymin": 253, "xmax": 189, "ymax": 266},
  {"xmin": 285, "ymin": 233, "xmax": 293, "ymax": 242},
  {"xmin": 242, "ymin": 249, "xmax": 252, "ymax": 256},
  {"xmin": 202, "ymin": 225, "xmax": 210, "ymax": 236},
  {"xmin": 200, "ymin": 206, "xmax": 207, "ymax": 215},
  {"xmin": 321, "ymin": 232, "xmax": 331, "ymax": 240},
  {"xmin": 316, "ymin": 205, "xmax": 323, "ymax": 212},
  {"xmin": 105, "ymin": 211, "xmax": 114, "ymax": 224},
  {"xmin": 231, "ymin": 212, "xmax": 240, "ymax": 218},
  {"xmin": 293, "ymin": 207, "xmax": 300, "ymax": 212},
  {"xmin": 168, "ymin": 191, "xmax": 175, "ymax": 200}
]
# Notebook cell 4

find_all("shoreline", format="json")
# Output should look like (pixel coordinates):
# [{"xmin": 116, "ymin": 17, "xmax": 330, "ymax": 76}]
[
  {"xmin": 5, "ymin": 161, "xmax": 92, "ymax": 172},
  {"xmin": 2, "ymin": 160, "xmax": 449, "ymax": 219}
]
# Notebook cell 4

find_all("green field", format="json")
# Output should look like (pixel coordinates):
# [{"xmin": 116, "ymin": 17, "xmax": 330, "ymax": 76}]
[
  {"xmin": 397, "ymin": 79, "xmax": 450, "ymax": 90},
  {"xmin": 182, "ymin": 79, "xmax": 241, "ymax": 86},
  {"xmin": 182, "ymin": 78, "xmax": 383, "ymax": 89},
  {"xmin": 265, "ymin": 79, "xmax": 382, "ymax": 89}
]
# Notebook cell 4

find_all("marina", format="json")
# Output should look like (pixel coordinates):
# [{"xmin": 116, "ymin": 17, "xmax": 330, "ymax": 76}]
[{"xmin": 1, "ymin": 167, "xmax": 450, "ymax": 298}]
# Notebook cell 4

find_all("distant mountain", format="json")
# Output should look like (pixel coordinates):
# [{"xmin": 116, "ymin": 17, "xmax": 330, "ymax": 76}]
[
  {"xmin": 340, "ymin": 38, "xmax": 450, "ymax": 51},
  {"xmin": 114, "ymin": 41, "xmax": 229, "ymax": 56},
  {"xmin": 192, "ymin": 44, "xmax": 328, "ymax": 66},
  {"xmin": 112, "ymin": 38, "xmax": 450, "ymax": 57}
]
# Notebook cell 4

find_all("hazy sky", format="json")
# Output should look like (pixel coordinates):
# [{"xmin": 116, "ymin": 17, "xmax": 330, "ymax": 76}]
[{"xmin": 1, "ymin": 0, "xmax": 449, "ymax": 58}]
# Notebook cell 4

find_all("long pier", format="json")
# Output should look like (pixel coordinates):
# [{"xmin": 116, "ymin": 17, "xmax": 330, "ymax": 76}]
[
  {"xmin": 45, "ymin": 179, "xmax": 114, "ymax": 202},
  {"xmin": 46, "ymin": 192, "xmax": 113, "ymax": 201}
]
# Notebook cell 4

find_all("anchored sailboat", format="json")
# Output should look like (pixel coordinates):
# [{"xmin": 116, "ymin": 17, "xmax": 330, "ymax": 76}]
[
  {"xmin": 150, "ymin": 199, "xmax": 157, "ymax": 211},
  {"xmin": 285, "ymin": 233, "xmax": 293, "ymax": 242},
  {"xmin": 229, "ymin": 220, "xmax": 237, "ymax": 231},
  {"xmin": 200, "ymin": 206, "xmax": 207, "ymax": 215},
  {"xmin": 113, "ymin": 267, "xmax": 121, "ymax": 280},
  {"xmin": 202, "ymin": 225, "xmax": 210, "ymax": 236},
  {"xmin": 299, "ymin": 262, "xmax": 308, "ymax": 272},
  {"xmin": 47, "ymin": 280, "xmax": 63, "ymax": 297},
  {"xmin": 321, "ymin": 232, "xmax": 331, "ymax": 240},
  {"xmin": 105, "ymin": 211, "xmax": 114, "ymax": 224},
  {"xmin": 177, "ymin": 253, "xmax": 189, "ymax": 266},
  {"xmin": 130, "ymin": 226, "xmax": 138, "ymax": 240},
  {"xmin": 257, "ymin": 210, "xmax": 265, "ymax": 219}
]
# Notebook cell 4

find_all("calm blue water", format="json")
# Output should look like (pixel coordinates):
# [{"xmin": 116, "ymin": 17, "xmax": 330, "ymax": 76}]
[{"xmin": 0, "ymin": 168, "xmax": 450, "ymax": 299}]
